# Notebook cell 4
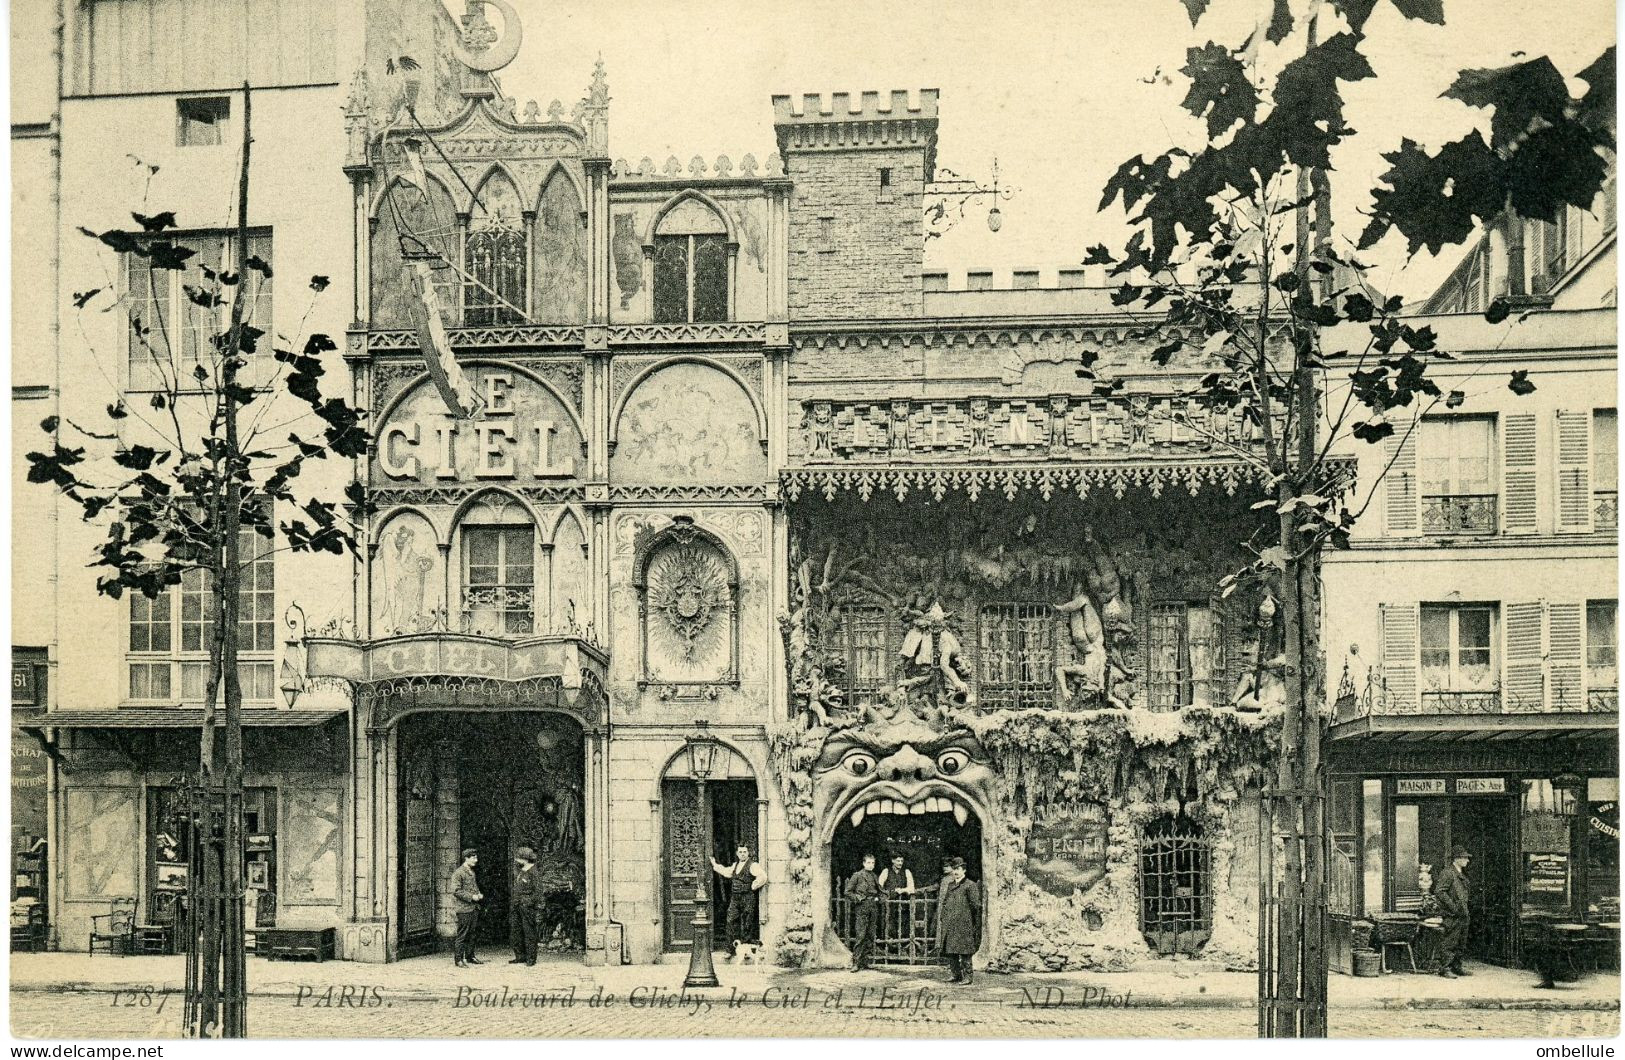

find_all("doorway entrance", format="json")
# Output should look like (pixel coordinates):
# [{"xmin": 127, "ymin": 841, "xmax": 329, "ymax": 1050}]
[
  {"xmin": 661, "ymin": 779, "xmax": 759, "ymax": 951},
  {"xmin": 1392, "ymin": 791, "xmax": 1514, "ymax": 965},
  {"xmin": 396, "ymin": 711, "xmax": 586, "ymax": 957}
]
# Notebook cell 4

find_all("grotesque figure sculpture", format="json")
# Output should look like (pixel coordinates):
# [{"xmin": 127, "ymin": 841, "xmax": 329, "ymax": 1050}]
[{"xmin": 893, "ymin": 600, "xmax": 975, "ymax": 713}]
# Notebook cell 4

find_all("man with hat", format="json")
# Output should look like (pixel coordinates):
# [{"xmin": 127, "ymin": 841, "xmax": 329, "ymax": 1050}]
[
  {"xmin": 449, "ymin": 848, "xmax": 484, "ymax": 967},
  {"xmin": 1434, "ymin": 847, "xmax": 1473, "ymax": 978},
  {"xmin": 509, "ymin": 845, "xmax": 542, "ymax": 966},
  {"xmin": 935, "ymin": 857, "xmax": 982, "ymax": 985}
]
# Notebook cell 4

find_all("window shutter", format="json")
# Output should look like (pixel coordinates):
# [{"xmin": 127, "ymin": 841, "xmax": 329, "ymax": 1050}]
[
  {"xmin": 1548, "ymin": 602, "xmax": 1585, "ymax": 711},
  {"xmin": 1556, "ymin": 410, "xmax": 1593, "ymax": 532},
  {"xmin": 1504, "ymin": 600, "xmax": 1548, "ymax": 712},
  {"xmin": 1384, "ymin": 430, "xmax": 1419, "ymax": 536},
  {"xmin": 1501, "ymin": 412, "xmax": 1539, "ymax": 534},
  {"xmin": 1379, "ymin": 603, "xmax": 1419, "ymax": 713}
]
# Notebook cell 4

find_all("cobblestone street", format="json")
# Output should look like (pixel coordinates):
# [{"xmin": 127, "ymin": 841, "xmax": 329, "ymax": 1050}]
[
  {"xmin": 9, "ymin": 952, "xmax": 1619, "ymax": 1040},
  {"xmin": 10, "ymin": 985, "xmax": 1618, "ymax": 1040}
]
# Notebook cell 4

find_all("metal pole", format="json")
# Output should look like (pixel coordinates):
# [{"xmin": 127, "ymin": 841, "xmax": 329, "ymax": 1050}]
[{"xmin": 683, "ymin": 775, "xmax": 720, "ymax": 988}]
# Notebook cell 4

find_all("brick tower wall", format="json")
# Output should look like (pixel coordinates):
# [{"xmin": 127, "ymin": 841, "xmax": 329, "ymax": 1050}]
[{"xmin": 775, "ymin": 90, "xmax": 938, "ymax": 321}]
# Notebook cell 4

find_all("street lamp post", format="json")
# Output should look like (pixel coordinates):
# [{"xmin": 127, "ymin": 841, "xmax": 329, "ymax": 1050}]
[{"xmin": 683, "ymin": 721, "xmax": 721, "ymax": 989}]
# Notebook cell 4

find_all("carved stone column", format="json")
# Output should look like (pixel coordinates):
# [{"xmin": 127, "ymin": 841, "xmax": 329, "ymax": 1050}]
[
  {"xmin": 343, "ymin": 695, "xmax": 392, "ymax": 963},
  {"xmin": 582, "ymin": 726, "xmax": 616, "ymax": 964}
]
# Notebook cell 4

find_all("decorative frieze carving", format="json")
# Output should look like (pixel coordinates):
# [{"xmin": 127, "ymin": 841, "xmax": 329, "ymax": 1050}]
[
  {"xmin": 608, "ymin": 483, "xmax": 768, "ymax": 503},
  {"xmin": 367, "ymin": 327, "xmax": 586, "ymax": 351},
  {"xmin": 795, "ymin": 395, "xmax": 1250, "ymax": 463},
  {"xmin": 781, "ymin": 461, "xmax": 1268, "ymax": 503},
  {"xmin": 370, "ymin": 484, "xmax": 585, "ymax": 509}
]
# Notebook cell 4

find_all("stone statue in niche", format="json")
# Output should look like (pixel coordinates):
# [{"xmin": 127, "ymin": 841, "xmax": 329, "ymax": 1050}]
[
  {"xmin": 1047, "ymin": 395, "xmax": 1069, "ymax": 450},
  {"xmin": 968, "ymin": 398, "xmax": 991, "ymax": 452},
  {"xmin": 892, "ymin": 600, "xmax": 976, "ymax": 711},
  {"xmin": 612, "ymin": 213, "xmax": 642, "ymax": 308},
  {"xmin": 888, "ymin": 401, "xmax": 911, "ymax": 454},
  {"xmin": 1127, "ymin": 394, "xmax": 1152, "ymax": 450},
  {"xmin": 806, "ymin": 402, "xmax": 834, "ymax": 459}
]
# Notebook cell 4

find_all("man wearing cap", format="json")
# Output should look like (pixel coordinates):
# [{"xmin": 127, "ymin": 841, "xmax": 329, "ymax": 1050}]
[
  {"xmin": 509, "ymin": 846, "xmax": 542, "ymax": 966},
  {"xmin": 449, "ymin": 848, "xmax": 484, "ymax": 967},
  {"xmin": 1435, "ymin": 847, "xmax": 1473, "ymax": 978}
]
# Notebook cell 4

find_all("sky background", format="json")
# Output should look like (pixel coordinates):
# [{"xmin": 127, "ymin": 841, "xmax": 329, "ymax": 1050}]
[{"xmin": 490, "ymin": 0, "xmax": 1614, "ymax": 301}]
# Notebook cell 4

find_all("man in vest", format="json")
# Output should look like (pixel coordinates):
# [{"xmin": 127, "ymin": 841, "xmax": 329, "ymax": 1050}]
[
  {"xmin": 509, "ymin": 846, "xmax": 542, "ymax": 966},
  {"xmin": 878, "ymin": 853, "xmax": 916, "ymax": 946},
  {"xmin": 711, "ymin": 844, "xmax": 766, "ymax": 954},
  {"xmin": 1435, "ymin": 847, "xmax": 1473, "ymax": 979},
  {"xmin": 449, "ymin": 848, "xmax": 484, "ymax": 967},
  {"xmin": 844, "ymin": 853, "xmax": 883, "ymax": 971}
]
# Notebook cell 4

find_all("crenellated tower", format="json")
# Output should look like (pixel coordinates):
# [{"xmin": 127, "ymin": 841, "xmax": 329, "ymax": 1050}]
[{"xmin": 773, "ymin": 89, "xmax": 938, "ymax": 320}]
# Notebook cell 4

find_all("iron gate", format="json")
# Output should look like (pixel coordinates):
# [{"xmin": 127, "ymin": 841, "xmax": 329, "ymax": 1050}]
[{"xmin": 833, "ymin": 885, "xmax": 941, "ymax": 966}]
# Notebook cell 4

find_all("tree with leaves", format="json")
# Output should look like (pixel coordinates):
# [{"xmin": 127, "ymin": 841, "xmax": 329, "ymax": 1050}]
[
  {"xmin": 1088, "ymin": 0, "xmax": 1613, "ymax": 1037},
  {"xmin": 26, "ymin": 86, "xmax": 370, "ymax": 1039}
]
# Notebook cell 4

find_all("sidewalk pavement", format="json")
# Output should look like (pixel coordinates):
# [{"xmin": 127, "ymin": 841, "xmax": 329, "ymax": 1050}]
[{"xmin": 10, "ymin": 950, "xmax": 1619, "ymax": 1011}]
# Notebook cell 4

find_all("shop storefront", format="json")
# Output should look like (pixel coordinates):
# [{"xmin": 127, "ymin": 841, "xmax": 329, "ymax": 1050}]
[{"xmin": 1329, "ymin": 724, "xmax": 1619, "ymax": 968}]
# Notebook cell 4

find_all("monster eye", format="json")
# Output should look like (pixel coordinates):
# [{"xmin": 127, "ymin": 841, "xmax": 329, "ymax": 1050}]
[
  {"xmin": 937, "ymin": 749, "xmax": 968, "ymax": 776},
  {"xmin": 843, "ymin": 751, "xmax": 876, "ymax": 777}
]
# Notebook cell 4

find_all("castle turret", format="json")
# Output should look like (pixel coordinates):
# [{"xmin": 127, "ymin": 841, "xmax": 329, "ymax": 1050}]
[{"xmin": 773, "ymin": 89, "xmax": 939, "ymax": 320}]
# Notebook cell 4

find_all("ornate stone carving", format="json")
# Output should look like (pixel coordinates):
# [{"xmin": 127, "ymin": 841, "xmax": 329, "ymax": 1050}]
[
  {"xmin": 370, "ymin": 484, "xmax": 584, "ymax": 509},
  {"xmin": 610, "ymin": 483, "xmax": 767, "ymax": 503},
  {"xmin": 367, "ymin": 326, "xmax": 586, "ymax": 351},
  {"xmin": 645, "ymin": 543, "xmax": 730, "ymax": 661},
  {"xmin": 781, "ymin": 461, "xmax": 1268, "ymax": 504}
]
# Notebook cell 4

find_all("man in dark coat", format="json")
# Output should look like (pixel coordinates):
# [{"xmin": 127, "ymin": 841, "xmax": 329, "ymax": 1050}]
[
  {"xmin": 844, "ymin": 853, "xmax": 883, "ymax": 971},
  {"xmin": 509, "ymin": 846, "xmax": 542, "ymax": 966},
  {"xmin": 935, "ymin": 857, "xmax": 982, "ymax": 984},
  {"xmin": 1435, "ymin": 848, "xmax": 1473, "ymax": 978},
  {"xmin": 710, "ymin": 844, "xmax": 766, "ymax": 951},
  {"xmin": 449, "ymin": 848, "xmax": 484, "ymax": 967}
]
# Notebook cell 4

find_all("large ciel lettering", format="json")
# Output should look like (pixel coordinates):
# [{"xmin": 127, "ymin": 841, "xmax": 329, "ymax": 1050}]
[{"xmin": 375, "ymin": 364, "xmax": 583, "ymax": 483}]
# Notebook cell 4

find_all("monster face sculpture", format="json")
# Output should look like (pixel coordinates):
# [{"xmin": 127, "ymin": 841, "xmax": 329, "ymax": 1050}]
[{"xmin": 813, "ymin": 718, "xmax": 994, "ymax": 843}]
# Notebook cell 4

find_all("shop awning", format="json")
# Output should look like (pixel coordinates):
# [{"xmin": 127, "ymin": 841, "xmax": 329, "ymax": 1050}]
[
  {"xmin": 28, "ymin": 708, "xmax": 348, "ymax": 729},
  {"xmin": 1330, "ymin": 711, "xmax": 1619, "ymax": 743}
]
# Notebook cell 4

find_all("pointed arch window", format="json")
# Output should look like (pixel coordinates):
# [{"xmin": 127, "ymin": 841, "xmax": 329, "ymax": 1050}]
[
  {"xmin": 464, "ymin": 173, "xmax": 527, "ymax": 326},
  {"xmin": 651, "ymin": 197, "xmax": 732, "ymax": 324}
]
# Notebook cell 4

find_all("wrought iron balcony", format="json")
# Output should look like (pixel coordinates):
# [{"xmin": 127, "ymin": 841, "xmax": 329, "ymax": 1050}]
[
  {"xmin": 1422, "ymin": 494, "xmax": 1498, "ymax": 535},
  {"xmin": 1420, "ymin": 689, "xmax": 1504, "ymax": 713},
  {"xmin": 1595, "ymin": 491, "xmax": 1618, "ymax": 531},
  {"xmin": 1589, "ymin": 687, "xmax": 1619, "ymax": 712}
]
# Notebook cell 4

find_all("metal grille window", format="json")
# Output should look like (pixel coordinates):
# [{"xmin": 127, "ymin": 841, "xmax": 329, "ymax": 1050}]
[
  {"xmin": 463, "ymin": 176, "xmax": 526, "ymax": 326},
  {"xmin": 463, "ymin": 525, "xmax": 535, "ymax": 635},
  {"xmin": 126, "ymin": 526, "xmax": 276, "ymax": 703},
  {"xmin": 977, "ymin": 603, "xmax": 1054, "ymax": 710},
  {"xmin": 833, "ymin": 604, "xmax": 892, "ymax": 707},
  {"xmin": 124, "ymin": 230, "xmax": 272, "ymax": 390},
  {"xmin": 1147, "ymin": 603, "xmax": 1225, "ymax": 710},
  {"xmin": 1419, "ymin": 416, "xmax": 1497, "ymax": 534},
  {"xmin": 1419, "ymin": 603, "xmax": 1499, "ymax": 711},
  {"xmin": 1139, "ymin": 814, "xmax": 1212, "ymax": 956}
]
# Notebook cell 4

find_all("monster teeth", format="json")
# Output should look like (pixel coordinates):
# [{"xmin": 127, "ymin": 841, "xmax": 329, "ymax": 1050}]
[
  {"xmin": 910, "ymin": 801, "xmax": 927, "ymax": 815},
  {"xmin": 850, "ymin": 805, "xmax": 866, "ymax": 827},
  {"xmin": 953, "ymin": 803, "xmax": 969, "ymax": 827}
]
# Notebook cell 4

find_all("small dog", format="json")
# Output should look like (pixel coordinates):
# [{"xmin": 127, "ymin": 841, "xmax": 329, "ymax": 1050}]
[{"xmin": 730, "ymin": 940, "xmax": 764, "ymax": 965}]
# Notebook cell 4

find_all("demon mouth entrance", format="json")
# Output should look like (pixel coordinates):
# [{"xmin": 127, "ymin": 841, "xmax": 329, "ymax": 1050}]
[{"xmin": 830, "ymin": 797, "xmax": 984, "ymax": 966}]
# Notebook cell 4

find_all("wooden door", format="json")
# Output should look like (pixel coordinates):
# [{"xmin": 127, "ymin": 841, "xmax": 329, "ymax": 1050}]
[
  {"xmin": 398, "ymin": 737, "xmax": 439, "ymax": 955},
  {"xmin": 662, "ymin": 780, "xmax": 702, "ymax": 950},
  {"xmin": 662, "ymin": 779, "xmax": 759, "ymax": 950}
]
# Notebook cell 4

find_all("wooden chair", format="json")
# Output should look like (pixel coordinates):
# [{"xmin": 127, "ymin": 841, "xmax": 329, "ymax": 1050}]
[{"xmin": 89, "ymin": 897, "xmax": 137, "ymax": 957}]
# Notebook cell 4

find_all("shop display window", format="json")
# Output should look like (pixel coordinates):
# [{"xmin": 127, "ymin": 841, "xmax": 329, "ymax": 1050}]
[
  {"xmin": 1585, "ymin": 778, "xmax": 1620, "ymax": 921},
  {"xmin": 1521, "ymin": 779, "xmax": 1578, "ymax": 915}
]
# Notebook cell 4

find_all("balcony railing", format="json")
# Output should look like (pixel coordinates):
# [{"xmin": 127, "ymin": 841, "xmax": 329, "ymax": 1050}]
[
  {"xmin": 1596, "ymin": 491, "xmax": 1618, "ymax": 531},
  {"xmin": 1589, "ymin": 688, "xmax": 1619, "ymax": 712},
  {"xmin": 1422, "ymin": 494, "xmax": 1498, "ymax": 535},
  {"xmin": 1420, "ymin": 689, "xmax": 1504, "ymax": 713}
]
